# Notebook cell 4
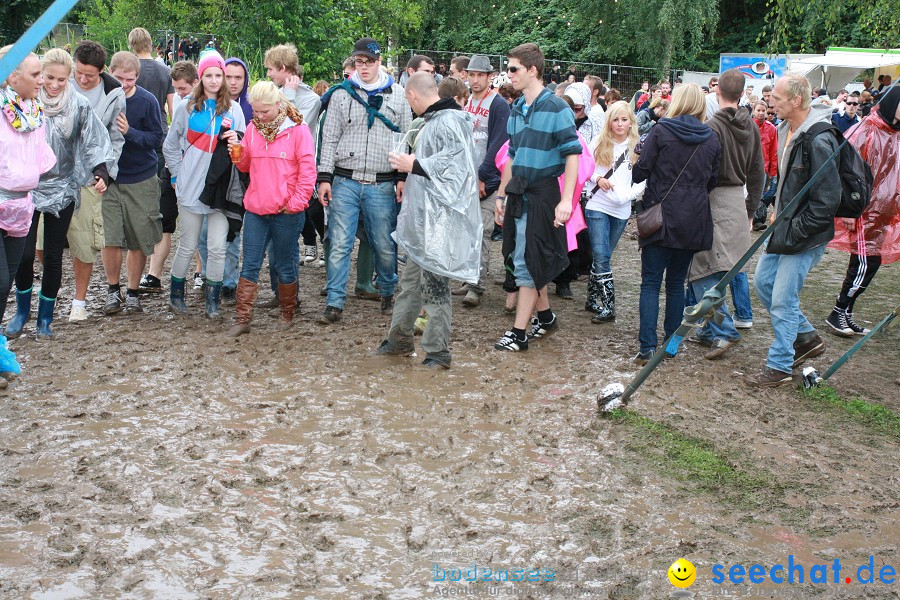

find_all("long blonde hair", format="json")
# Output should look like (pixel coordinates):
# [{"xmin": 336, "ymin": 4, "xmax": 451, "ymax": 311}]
[{"xmin": 593, "ymin": 101, "xmax": 639, "ymax": 167}]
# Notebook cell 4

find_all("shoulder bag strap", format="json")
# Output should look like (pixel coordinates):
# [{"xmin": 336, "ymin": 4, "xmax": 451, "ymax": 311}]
[{"xmin": 589, "ymin": 150, "xmax": 630, "ymax": 197}]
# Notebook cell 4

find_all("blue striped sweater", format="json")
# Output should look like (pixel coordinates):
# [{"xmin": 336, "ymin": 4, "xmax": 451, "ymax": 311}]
[{"xmin": 507, "ymin": 89, "xmax": 582, "ymax": 183}]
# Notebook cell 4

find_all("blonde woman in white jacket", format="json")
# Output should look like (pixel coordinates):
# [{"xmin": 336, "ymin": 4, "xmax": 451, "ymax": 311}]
[{"xmin": 584, "ymin": 101, "xmax": 645, "ymax": 323}]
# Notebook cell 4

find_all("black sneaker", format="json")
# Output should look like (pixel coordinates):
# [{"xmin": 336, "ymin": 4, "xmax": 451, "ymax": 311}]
[
  {"xmin": 123, "ymin": 294, "xmax": 143, "ymax": 314},
  {"xmin": 317, "ymin": 306, "xmax": 343, "ymax": 325},
  {"xmin": 139, "ymin": 274, "xmax": 162, "ymax": 293},
  {"xmin": 376, "ymin": 339, "xmax": 415, "ymax": 356},
  {"xmin": 845, "ymin": 313, "xmax": 870, "ymax": 335},
  {"xmin": 494, "ymin": 330, "xmax": 528, "ymax": 352},
  {"xmin": 103, "ymin": 290, "xmax": 123, "ymax": 315},
  {"xmin": 825, "ymin": 308, "xmax": 854, "ymax": 337},
  {"xmin": 380, "ymin": 296, "xmax": 394, "ymax": 315},
  {"xmin": 555, "ymin": 282, "xmax": 573, "ymax": 300},
  {"xmin": 527, "ymin": 315, "xmax": 558, "ymax": 340},
  {"xmin": 422, "ymin": 357, "xmax": 450, "ymax": 370}
]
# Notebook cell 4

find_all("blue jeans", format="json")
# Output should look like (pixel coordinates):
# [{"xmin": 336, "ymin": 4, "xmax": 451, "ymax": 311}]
[
  {"xmin": 639, "ymin": 244, "xmax": 695, "ymax": 353},
  {"xmin": 691, "ymin": 272, "xmax": 742, "ymax": 343},
  {"xmin": 754, "ymin": 244, "xmax": 826, "ymax": 373},
  {"xmin": 325, "ymin": 176, "xmax": 398, "ymax": 309},
  {"xmin": 512, "ymin": 198, "xmax": 535, "ymax": 289},
  {"xmin": 729, "ymin": 272, "xmax": 753, "ymax": 321},
  {"xmin": 199, "ymin": 216, "xmax": 241, "ymax": 288},
  {"xmin": 240, "ymin": 211, "xmax": 305, "ymax": 285},
  {"xmin": 267, "ymin": 237, "xmax": 300, "ymax": 293},
  {"xmin": 585, "ymin": 209, "xmax": 628, "ymax": 274}
]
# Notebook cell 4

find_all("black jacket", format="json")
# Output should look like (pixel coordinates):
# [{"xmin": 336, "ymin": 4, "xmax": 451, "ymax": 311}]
[
  {"xmin": 767, "ymin": 106, "xmax": 842, "ymax": 255},
  {"xmin": 633, "ymin": 115, "xmax": 721, "ymax": 251}
]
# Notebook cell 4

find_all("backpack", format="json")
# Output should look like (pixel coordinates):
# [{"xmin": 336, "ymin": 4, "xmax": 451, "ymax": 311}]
[{"xmin": 801, "ymin": 122, "xmax": 874, "ymax": 218}]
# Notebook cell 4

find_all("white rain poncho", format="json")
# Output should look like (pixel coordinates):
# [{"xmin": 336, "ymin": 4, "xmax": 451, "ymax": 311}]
[
  {"xmin": 393, "ymin": 106, "xmax": 482, "ymax": 283},
  {"xmin": 32, "ymin": 91, "xmax": 113, "ymax": 216}
]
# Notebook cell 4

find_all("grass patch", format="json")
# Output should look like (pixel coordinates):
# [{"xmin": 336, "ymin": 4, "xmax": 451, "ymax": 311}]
[
  {"xmin": 606, "ymin": 408, "xmax": 781, "ymax": 509},
  {"xmin": 802, "ymin": 385, "xmax": 900, "ymax": 441}
]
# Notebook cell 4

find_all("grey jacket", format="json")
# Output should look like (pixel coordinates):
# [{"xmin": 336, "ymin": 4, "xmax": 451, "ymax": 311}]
[
  {"xmin": 283, "ymin": 83, "xmax": 321, "ymax": 139},
  {"xmin": 767, "ymin": 105, "xmax": 842, "ymax": 255},
  {"xmin": 72, "ymin": 72, "xmax": 126, "ymax": 180},
  {"xmin": 32, "ymin": 91, "xmax": 113, "ymax": 216}
]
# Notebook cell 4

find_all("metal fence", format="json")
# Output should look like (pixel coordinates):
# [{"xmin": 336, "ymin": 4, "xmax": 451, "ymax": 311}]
[
  {"xmin": 38, "ymin": 22, "xmax": 87, "ymax": 52},
  {"xmin": 403, "ymin": 50, "xmax": 677, "ymax": 98}
]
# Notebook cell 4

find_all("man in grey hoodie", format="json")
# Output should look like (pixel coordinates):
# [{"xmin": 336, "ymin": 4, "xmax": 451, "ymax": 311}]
[
  {"xmin": 746, "ymin": 73, "xmax": 841, "ymax": 387},
  {"xmin": 66, "ymin": 40, "xmax": 126, "ymax": 322},
  {"xmin": 264, "ymin": 43, "xmax": 321, "ymax": 138}
]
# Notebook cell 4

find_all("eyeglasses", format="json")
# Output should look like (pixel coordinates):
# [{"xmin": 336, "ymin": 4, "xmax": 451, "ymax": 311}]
[
  {"xmin": 507, "ymin": 65, "xmax": 521, "ymax": 73},
  {"xmin": 709, "ymin": 83, "xmax": 718, "ymax": 88},
  {"xmin": 354, "ymin": 58, "xmax": 375, "ymax": 67},
  {"xmin": 845, "ymin": 101, "xmax": 859, "ymax": 106}
]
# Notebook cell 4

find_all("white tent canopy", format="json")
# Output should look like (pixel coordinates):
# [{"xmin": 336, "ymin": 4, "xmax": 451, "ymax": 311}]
[{"xmin": 790, "ymin": 47, "xmax": 900, "ymax": 92}]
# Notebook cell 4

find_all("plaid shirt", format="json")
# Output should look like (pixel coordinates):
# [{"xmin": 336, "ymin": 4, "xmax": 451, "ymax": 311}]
[{"xmin": 317, "ymin": 83, "xmax": 411, "ymax": 183}]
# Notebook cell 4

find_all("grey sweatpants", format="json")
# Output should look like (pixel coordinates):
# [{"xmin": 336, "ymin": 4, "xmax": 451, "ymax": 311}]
[{"xmin": 387, "ymin": 259, "xmax": 452, "ymax": 364}]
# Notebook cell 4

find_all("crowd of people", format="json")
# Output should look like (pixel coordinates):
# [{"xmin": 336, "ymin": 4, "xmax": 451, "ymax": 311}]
[{"xmin": 0, "ymin": 30, "xmax": 897, "ymax": 387}]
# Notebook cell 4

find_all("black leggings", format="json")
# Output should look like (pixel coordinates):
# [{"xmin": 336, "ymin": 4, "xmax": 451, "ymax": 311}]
[
  {"xmin": 301, "ymin": 195, "xmax": 325, "ymax": 246},
  {"xmin": 0, "ymin": 230, "xmax": 28, "ymax": 323},
  {"xmin": 836, "ymin": 253, "xmax": 883, "ymax": 312},
  {"xmin": 16, "ymin": 203, "xmax": 75, "ymax": 300}
]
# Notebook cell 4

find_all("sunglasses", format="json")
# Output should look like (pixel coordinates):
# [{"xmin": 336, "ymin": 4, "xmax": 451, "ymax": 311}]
[
  {"xmin": 709, "ymin": 83, "xmax": 718, "ymax": 88},
  {"xmin": 507, "ymin": 65, "xmax": 524, "ymax": 73},
  {"xmin": 845, "ymin": 101, "xmax": 859, "ymax": 105}
]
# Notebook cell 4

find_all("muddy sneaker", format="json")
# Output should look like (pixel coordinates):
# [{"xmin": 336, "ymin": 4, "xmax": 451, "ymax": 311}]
[
  {"xmin": 825, "ymin": 307, "xmax": 854, "ymax": 337},
  {"xmin": 733, "ymin": 318, "xmax": 753, "ymax": 329},
  {"xmin": 792, "ymin": 332, "xmax": 826, "ymax": 368},
  {"xmin": 555, "ymin": 282, "xmax": 573, "ymax": 300},
  {"xmin": 632, "ymin": 350, "xmax": 654, "ymax": 366},
  {"xmin": 451, "ymin": 283, "xmax": 469, "ymax": 296},
  {"xmin": 380, "ymin": 296, "xmax": 394, "ymax": 315},
  {"xmin": 303, "ymin": 244, "xmax": 318, "ymax": 264},
  {"xmin": 68, "ymin": 304, "xmax": 88, "ymax": 322},
  {"xmin": 103, "ymin": 290, "xmax": 122, "ymax": 315},
  {"xmin": 376, "ymin": 339, "xmax": 415, "ymax": 356},
  {"xmin": 462, "ymin": 290, "xmax": 482, "ymax": 307},
  {"xmin": 422, "ymin": 357, "xmax": 450, "ymax": 370},
  {"xmin": 317, "ymin": 306, "xmax": 343, "ymax": 325},
  {"xmin": 123, "ymin": 295, "xmax": 143, "ymax": 314},
  {"xmin": 744, "ymin": 366, "xmax": 793, "ymax": 388},
  {"xmin": 703, "ymin": 338, "xmax": 738, "ymax": 360},
  {"xmin": 193, "ymin": 272, "xmax": 204, "ymax": 290},
  {"xmin": 845, "ymin": 313, "xmax": 870, "ymax": 335},
  {"xmin": 527, "ymin": 314, "xmax": 558, "ymax": 340},
  {"xmin": 139, "ymin": 274, "xmax": 162, "ymax": 293},
  {"xmin": 495, "ymin": 330, "xmax": 528, "ymax": 352}
]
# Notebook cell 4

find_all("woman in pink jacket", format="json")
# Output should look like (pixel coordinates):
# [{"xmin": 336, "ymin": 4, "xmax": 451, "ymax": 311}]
[
  {"xmin": 228, "ymin": 81, "xmax": 315, "ymax": 335},
  {"xmin": 0, "ymin": 46, "xmax": 56, "ymax": 384}
]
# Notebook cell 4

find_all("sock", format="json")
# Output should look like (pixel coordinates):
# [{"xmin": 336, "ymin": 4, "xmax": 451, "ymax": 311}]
[
  {"xmin": 127, "ymin": 288, "xmax": 139, "ymax": 298},
  {"xmin": 512, "ymin": 327, "xmax": 526, "ymax": 341},
  {"xmin": 108, "ymin": 283, "xmax": 121, "ymax": 293},
  {"xmin": 537, "ymin": 309, "xmax": 554, "ymax": 324},
  {"xmin": 72, "ymin": 299, "xmax": 86, "ymax": 308}
]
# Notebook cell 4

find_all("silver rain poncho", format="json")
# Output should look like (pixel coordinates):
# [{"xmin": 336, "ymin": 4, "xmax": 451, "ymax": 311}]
[
  {"xmin": 393, "ymin": 107, "xmax": 482, "ymax": 283},
  {"xmin": 32, "ymin": 91, "xmax": 113, "ymax": 216}
]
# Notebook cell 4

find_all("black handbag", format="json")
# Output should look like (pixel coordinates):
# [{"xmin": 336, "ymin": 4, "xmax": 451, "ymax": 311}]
[{"xmin": 636, "ymin": 145, "xmax": 700, "ymax": 238}]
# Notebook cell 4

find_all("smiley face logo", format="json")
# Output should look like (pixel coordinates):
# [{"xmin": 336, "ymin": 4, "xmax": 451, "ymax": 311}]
[{"xmin": 668, "ymin": 558, "xmax": 696, "ymax": 588}]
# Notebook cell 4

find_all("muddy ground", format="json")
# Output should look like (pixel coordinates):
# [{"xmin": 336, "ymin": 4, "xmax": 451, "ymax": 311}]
[{"xmin": 0, "ymin": 224, "xmax": 897, "ymax": 599}]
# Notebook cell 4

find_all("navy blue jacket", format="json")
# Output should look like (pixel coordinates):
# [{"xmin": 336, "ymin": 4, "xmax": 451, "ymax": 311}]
[
  {"xmin": 117, "ymin": 86, "xmax": 164, "ymax": 184},
  {"xmin": 632, "ymin": 115, "xmax": 721, "ymax": 250}
]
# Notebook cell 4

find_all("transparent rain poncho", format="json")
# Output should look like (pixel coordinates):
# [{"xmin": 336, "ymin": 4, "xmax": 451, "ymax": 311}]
[{"xmin": 393, "ymin": 109, "xmax": 483, "ymax": 282}]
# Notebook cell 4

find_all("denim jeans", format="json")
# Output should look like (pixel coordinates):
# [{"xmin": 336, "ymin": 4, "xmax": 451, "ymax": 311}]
[
  {"xmin": 754, "ymin": 244, "xmax": 826, "ymax": 373},
  {"xmin": 199, "ymin": 215, "xmax": 241, "ymax": 288},
  {"xmin": 325, "ymin": 176, "xmax": 398, "ymax": 309},
  {"xmin": 729, "ymin": 272, "xmax": 753, "ymax": 321},
  {"xmin": 585, "ymin": 208, "xmax": 628, "ymax": 274},
  {"xmin": 691, "ymin": 272, "xmax": 741, "ymax": 343},
  {"xmin": 240, "ymin": 211, "xmax": 305, "ymax": 285},
  {"xmin": 511, "ymin": 198, "xmax": 535, "ymax": 289},
  {"xmin": 639, "ymin": 244, "xmax": 695, "ymax": 353},
  {"xmin": 267, "ymin": 237, "xmax": 300, "ymax": 293}
]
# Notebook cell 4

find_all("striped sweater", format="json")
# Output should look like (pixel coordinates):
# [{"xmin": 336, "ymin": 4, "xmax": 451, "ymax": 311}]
[{"xmin": 507, "ymin": 89, "xmax": 582, "ymax": 183}]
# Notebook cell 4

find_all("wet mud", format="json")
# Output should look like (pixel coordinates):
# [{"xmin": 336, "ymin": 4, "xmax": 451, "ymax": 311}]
[{"xmin": 1, "ymin": 226, "xmax": 898, "ymax": 599}]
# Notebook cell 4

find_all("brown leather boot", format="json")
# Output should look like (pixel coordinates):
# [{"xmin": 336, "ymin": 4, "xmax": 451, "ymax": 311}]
[
  {"xmin": 229, "ymin": 277, "xmax": 258, "ymax": 337},
  {"xmin": 277, "ymin": 280, "xmax": 298, "ymax": 330}
]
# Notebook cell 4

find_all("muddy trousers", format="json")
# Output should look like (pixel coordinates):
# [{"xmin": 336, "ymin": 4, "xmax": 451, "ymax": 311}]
[
  {"xmin": 836, "ymin": 253, "xmax": 882, "ymax": 313},
  {"xmin": 387, "ymin": 260, "xmax": 452, "ymax": 365}
]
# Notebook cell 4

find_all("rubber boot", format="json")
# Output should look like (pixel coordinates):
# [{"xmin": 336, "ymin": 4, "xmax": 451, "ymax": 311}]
[
  {"xmin": 229, "ymin": 277, "xmax": 258, "ymax": 337},
  {"xmin": 592, "ymin": 272, "xmax": 616, "ymax": 323},
  {"xmin": 5, "ymin": 288, "xmax": 32, "ymax": 339},
  {"xmin": 277, "ymin": 280, "xmax": 299, "ymax": 330},
  {"xmin": 205, "ymin": 281, "xmax": 223, "ymax": 321},
  {"xmin": 0, "ymin": 335, "xmax": 21, "ymax": 382},
  {"xmin": 584, "ymin": 272, "xmax": 602, "ymax": 314},
  {"xmin": 35, "ymin": 294, "xmax": 56, "ymax": 339},
  {"xmin": 355, "ymin": 238, "xmax": 379, "ymax": 299},
  {"xmin": 169, "ymin": 276, "xmax": 188, "ymax": 315}
]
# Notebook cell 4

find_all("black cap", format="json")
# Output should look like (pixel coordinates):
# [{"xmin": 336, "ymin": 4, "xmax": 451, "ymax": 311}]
[{"xmin": 353, "ymin": 38, "xmax": 381, "ymax": 60}]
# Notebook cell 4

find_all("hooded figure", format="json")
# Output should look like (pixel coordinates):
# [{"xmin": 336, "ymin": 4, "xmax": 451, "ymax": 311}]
[
  {"xmin": 393, "ymin": 97, "xmax": 482, "ymax": 281},
  {"xmin": 224, "ymin": 57, "xmax": 252, "ymax": 125}
]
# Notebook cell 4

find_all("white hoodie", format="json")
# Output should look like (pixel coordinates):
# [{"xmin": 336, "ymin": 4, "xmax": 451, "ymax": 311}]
[{"xmin": 585, "ymin": 139, "xmax": 646, "ymax": 219}]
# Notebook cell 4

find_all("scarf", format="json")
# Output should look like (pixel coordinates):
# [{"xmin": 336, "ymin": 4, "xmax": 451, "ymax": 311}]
[
  {"xmin": 350, "ymin": 70, "xmax": 392, "ymax": 94},
  {"xmin": 1, "ymin": 86, "xmax": 44, "ymax": 133},
  {"xmin": 253, "ymin": 103, "xmax": 304, "ymax": 142},
  {"xmin": 340, "ymin": 72, "xmax": 400, "ymax": 132},
  {"xmin": 39, "ymin": 83, "xmax": 72, "ymax": 118}
]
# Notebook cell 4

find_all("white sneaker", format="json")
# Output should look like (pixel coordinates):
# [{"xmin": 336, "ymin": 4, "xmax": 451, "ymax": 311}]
[
  {"xmin": 734, "ymin": 319, "xmax": 753, "ymax": 329},
  {"xmin": 193, "ymin": 272, "xmax": 204, "ymax": 290},
  {"xmin": 69, "ymin": 305, "xmax": 88, "ymax": 322},
  {"xmin": 303, "ymin": 245, "xmax": 318, "ymax": 263}
]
